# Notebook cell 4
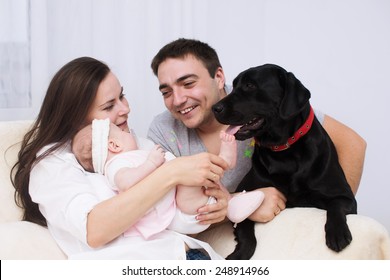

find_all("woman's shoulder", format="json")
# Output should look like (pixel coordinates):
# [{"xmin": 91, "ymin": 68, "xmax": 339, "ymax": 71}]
[
  {"xmin": 37, "ymin": 142, "xmax": 69, "ymax": 156},
  {"xmin": 35, "ymin": 142, "xmax": 85, "ymax": 172}
]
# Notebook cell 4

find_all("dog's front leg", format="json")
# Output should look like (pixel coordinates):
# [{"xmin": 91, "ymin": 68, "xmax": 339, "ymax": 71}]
[{"xmin": 324, "ymin": 199, "xmax": 356, "ymax": 252}]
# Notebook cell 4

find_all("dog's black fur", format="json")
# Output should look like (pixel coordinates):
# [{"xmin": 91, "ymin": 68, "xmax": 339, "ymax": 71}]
[{"xmin": 212, "ymin": 64, "xmax": 357, "ymax": 260}]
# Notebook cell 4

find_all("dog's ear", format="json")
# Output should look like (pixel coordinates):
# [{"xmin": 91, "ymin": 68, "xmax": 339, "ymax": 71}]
[{"xmin": 279, "ymin": 71, "xmax": 311, "ymax": 120}]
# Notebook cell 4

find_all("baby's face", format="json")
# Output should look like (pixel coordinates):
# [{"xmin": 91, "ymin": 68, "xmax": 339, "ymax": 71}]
[{"xmin": 110, "ymin": 123, "xmax": 138, "ymax": 151}]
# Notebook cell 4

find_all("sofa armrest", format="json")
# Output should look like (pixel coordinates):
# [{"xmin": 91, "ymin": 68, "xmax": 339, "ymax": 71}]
[
  {"xmin": 0, "ymin": 221, "xmax": 66, "ymax": 260},
  {"xmin": 197, "ymin": 208, "xmax": 390, "ymax": 259}
]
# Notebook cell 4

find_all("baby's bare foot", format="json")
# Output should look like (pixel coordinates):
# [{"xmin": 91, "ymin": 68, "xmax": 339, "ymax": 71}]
[{"xmin": 219, "ymin": 130, "xmax": 237, "ymax": 169}]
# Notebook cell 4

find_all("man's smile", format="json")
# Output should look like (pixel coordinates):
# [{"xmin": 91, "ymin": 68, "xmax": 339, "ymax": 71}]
[{"xmin": 179, "ymin": 105, "xmax": 197, "ymax": 115}]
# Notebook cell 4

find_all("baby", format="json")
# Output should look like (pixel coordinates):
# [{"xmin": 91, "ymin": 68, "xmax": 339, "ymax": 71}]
[{"xmin": 72, "ymin": 119, "xmax": 264, "ymax": 236}]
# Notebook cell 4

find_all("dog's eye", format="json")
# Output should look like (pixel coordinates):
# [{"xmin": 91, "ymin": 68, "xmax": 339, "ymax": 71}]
[{"xmin": 245, "ymin": 83, "xmax": 256, "ymax": 90}]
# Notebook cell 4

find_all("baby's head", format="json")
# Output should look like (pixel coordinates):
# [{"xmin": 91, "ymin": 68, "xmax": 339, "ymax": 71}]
[
  {"xmin": 72, "ymin": 119, "xmax": 138, "ymax": 173},
  {"xmin": 72, "ymin": 124, "xmax": 94, "ymax": 172}
]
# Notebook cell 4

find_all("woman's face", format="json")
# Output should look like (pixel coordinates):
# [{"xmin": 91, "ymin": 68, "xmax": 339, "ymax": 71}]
[{"xmin": 86, "ymin": 71, "xmax": 130, "ymax": 132}]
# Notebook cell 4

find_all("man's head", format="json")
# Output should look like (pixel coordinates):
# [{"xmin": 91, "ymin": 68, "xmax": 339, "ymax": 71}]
[{"xmin": 151, "ymin": 38, "xmax": 227, "ymax": 131}]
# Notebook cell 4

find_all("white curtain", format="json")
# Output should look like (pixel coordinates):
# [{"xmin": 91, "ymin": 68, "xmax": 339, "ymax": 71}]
[
  {"xmin": 31, "ymin": 0, "xmax": 269, "ymax": 135},
  {"xmin": 0, "ymin": 0, "xmax": 30, "ymax": 108},
  {"xmin": 1, "ymin": 0, "xmax": 269, "ymax": 123}
]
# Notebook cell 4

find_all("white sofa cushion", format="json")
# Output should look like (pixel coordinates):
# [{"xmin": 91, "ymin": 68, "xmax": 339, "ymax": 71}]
[
  {"xmin": 0, "ymin": 221, "xmax": 66, "ymax": 259},
  {"xmin": 198, "ymin": 208, "xmax": 390, "ymax": 259},
  {"xmin": 0, "ymin": 120, "xmax": 31, "ymax": 222}
]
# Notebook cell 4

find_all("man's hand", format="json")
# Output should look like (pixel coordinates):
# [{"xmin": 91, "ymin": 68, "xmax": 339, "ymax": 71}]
[
  {"xmin": 196, "ymin": 186, "xmax": 229, "ymax": 224},
  {"xmin": 248, "ymin": 187, "xmax": 287, "ymax": 223}
]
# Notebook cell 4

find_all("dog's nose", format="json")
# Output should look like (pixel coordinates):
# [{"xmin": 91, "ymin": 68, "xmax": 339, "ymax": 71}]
[{"xmin": 212, "ymin": 103, "xmax": 224, "ymax": 114}]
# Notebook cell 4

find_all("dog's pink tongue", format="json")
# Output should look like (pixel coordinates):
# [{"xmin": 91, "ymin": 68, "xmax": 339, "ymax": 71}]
[{"xmin": 225, "ymin": 125, "xmax": 242, "ymax": 135}]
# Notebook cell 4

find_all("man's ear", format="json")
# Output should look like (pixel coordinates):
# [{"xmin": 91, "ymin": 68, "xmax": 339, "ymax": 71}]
[
  {"xmin": 214, "ymin": 67, "xmax": 226, "ymax": 90},
  {"xmin": 107, "ymin": 139, "xmax": 123, "ymax": 154}
]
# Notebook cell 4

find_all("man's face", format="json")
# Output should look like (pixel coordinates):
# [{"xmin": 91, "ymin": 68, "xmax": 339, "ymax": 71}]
[{"xmin": 156, "ymin": 55, "xmax": 225, "ymax": 129}]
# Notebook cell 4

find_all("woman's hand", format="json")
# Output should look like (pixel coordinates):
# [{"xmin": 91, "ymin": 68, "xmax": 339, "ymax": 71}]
[
  {"xmin": 248, "ymin": 187, "xmax": 287, "ymax": 223},
  {"xmin": 196, "ymin": 186, "xmax": 229, "ymax": 224},
  {"xmin": 169, "ymin": 152, "xmax": 229, "ymax": 188}
]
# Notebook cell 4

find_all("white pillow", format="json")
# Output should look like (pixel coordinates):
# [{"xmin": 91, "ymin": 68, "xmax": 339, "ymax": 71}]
[
  {"xmin": 0, "ymin": 221, "xmax": 66, "ymax": 260},
  {"xmin": 198, "ymin": 208, "xmax": 390, "ymax": 259}
]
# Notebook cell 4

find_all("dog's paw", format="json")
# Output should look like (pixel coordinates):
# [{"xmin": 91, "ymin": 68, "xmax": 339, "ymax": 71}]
[{"xmin": 325, "ymin": 221, "xmax": 353, "ymax": 252}]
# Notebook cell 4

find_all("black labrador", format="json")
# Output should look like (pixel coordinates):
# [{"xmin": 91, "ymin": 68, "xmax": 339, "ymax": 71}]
[{"xmin": 212, "ymin": 64, "xmax": 357, "ymax": 260}]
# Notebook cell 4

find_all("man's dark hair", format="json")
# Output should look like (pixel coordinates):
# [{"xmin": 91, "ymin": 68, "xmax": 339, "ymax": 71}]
[{"xmin": 151, "ymin": 38, "xmax": 222, "ymax": 78}]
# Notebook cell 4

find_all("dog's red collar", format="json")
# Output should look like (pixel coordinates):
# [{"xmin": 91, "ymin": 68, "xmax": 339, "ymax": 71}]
[{"xmin": 266, "ymin": 106, "xmax": 315, "ymax": 152}]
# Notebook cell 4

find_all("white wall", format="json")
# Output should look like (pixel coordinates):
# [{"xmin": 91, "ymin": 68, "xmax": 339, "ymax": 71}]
[{"xmin": 1, "ymin": 0, "xmax": 389, "ymax": 232}]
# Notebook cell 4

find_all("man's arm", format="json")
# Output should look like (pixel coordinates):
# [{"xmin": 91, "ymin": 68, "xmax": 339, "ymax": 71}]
[{"xmin": 323, "ymin": 114, "xmax": 367, "ymax": 195}]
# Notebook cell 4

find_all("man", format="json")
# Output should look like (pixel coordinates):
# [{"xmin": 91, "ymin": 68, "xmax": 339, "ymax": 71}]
[{"xmin": 147, "ymin": 38, "xmax": 366, "ymax": 224}]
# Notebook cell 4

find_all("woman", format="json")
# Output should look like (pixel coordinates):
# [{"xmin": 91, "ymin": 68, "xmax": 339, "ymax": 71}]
[{"xmin": 11, "ymin": 57, "xmax": 229, "ymax": 260}]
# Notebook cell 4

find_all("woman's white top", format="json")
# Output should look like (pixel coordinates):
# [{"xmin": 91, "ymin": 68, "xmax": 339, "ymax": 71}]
[{"xmin": 29, "ymin": 138, "xmax": 223, "ymax": 260}]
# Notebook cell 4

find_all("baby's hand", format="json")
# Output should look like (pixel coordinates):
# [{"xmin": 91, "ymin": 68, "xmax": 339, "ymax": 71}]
[{"xmin": 147, "ymin": 145, "xmax": 166, "ymax": 167}]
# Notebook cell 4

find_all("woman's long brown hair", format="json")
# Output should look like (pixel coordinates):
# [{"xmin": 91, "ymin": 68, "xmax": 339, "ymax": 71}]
[{"xmin": 11, "ymin": 57, "xmax": 110, "ymax": 226}]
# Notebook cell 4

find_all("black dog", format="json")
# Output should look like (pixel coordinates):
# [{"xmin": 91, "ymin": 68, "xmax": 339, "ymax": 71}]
[{"xmin": 212, "ymin": 64, "xmax": 357, "ymax": 260}]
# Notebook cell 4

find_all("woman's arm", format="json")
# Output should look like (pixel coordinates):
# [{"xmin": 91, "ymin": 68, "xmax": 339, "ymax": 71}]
[
  {"xmin": 322, "ymin": 114, "xmax": 367, "ymax": 195},
  {"xmin": 87, "ymin": 152, "xmax": 228, "ymax": 248}
]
